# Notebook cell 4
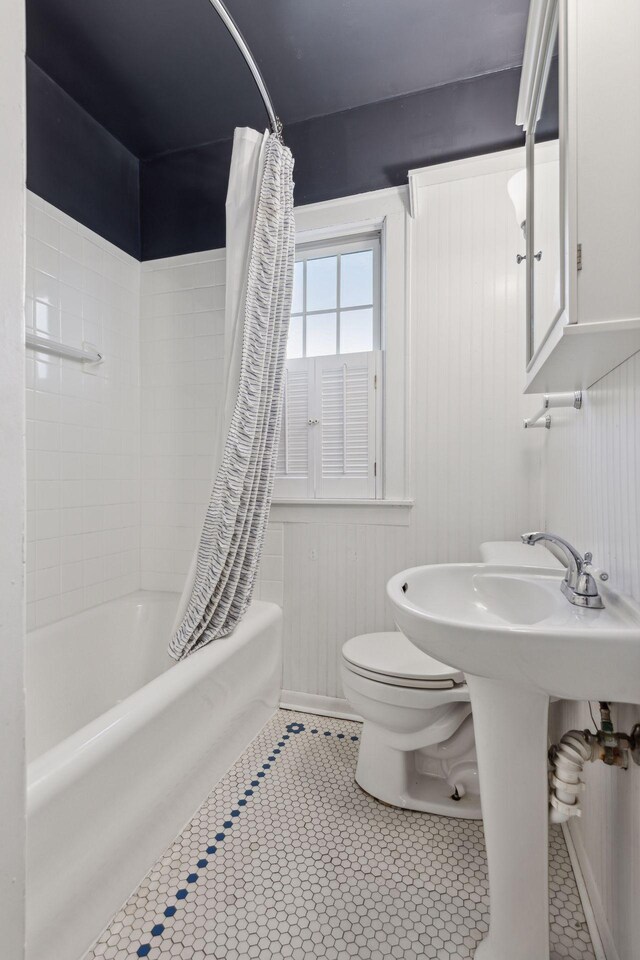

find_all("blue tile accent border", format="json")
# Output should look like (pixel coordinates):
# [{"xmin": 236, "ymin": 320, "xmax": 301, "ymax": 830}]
[{"xmin": 134, "ymin": 721, "xmax": 359, "ymax": 958}]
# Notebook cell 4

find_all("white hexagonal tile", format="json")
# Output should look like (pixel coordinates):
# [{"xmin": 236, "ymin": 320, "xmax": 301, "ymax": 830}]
[{"xmin": 85, "ymin": 711, "xmax": 596, "ymax": 960}]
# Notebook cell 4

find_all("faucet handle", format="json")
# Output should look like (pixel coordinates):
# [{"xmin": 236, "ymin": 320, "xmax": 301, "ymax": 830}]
[{"xmin": 582, "ymin": 551, "xmax": 609, "ymax": 581}]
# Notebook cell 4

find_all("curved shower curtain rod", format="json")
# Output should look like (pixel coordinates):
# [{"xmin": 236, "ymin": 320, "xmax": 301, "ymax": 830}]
[{"xmin": 207, "ymin": 0, "xmax": 283, "ymax": 141}]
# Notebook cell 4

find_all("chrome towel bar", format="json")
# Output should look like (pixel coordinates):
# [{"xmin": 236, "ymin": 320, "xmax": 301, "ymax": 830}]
[{"xmin": 25, "ymin": 332, "xmax": 103, "ymax": 363}]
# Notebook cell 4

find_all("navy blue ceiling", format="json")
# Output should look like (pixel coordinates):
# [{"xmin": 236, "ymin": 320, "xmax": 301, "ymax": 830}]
[
  {"xmin": 27, "ymin": 0, "xmax": 530, "ymax": 158},
  {"xmin": 26, "ymin": 0, "xmax": 536, "ymax": 259}
]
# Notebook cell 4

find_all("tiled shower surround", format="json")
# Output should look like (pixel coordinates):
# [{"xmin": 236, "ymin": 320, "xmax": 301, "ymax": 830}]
[
  {"xmin": 87, "ymin": 711, "xmax": 596, "ymax": 960},
  {"xmin": 25, "ymin": 195, "xmax": 140, "ymax": 629},
  {"xmin": 139, "ymin": 252, "xmax": 283, "ymax": 604},
  {"xmin": 140, "ymin": 252, "xmax": 226, "ymax": 593},
  {"xmin": 25, "ymin": 195, "xmax": 284, "ymax": 628}
]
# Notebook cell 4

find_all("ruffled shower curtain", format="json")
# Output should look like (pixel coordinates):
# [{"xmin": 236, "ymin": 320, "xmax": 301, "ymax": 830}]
[{"xmin": 169, "ymin": 127, "xmax": 295, "ymax": 660}]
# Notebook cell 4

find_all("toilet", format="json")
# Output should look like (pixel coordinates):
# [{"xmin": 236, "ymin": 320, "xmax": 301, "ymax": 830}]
[
  {"xmin": 341, "ymin": 631, "xmax": 481, "ymax": 818},
  {"xmin": 341, "ymin": 541, "xmax": 564, "ymax": 818}
]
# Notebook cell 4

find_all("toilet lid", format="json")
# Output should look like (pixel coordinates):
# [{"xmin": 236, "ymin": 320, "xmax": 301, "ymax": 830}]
[{"xmin": 342, "ymin": 632, "xmax": 464, "ymax": 685}]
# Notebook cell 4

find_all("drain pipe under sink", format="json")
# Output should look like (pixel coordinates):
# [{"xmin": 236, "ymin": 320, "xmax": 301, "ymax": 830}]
[{"xmin": 549, "ymin": 703, "xmax": 640, "ymax": 822}]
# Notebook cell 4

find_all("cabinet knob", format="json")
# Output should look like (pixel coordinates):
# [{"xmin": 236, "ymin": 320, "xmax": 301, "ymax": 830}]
[{"xmin": 516, "ymin": 251, "xmax": 542, "ymax": 264}]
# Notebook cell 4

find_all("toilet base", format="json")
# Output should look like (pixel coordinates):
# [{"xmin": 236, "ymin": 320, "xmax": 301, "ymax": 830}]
[{"xmin": 355, "ymin": 726, "xmax": 482, "ymax": 819}]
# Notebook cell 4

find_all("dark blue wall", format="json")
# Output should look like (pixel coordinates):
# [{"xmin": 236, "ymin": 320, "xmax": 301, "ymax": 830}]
[
  {"xmin": 140, "ymin": 67, "xmax": 528, "ymax": 260},
  {"xmin": 26, "ymin": 59, "xmax": 141, "ymax": 258},
  {"xmin": 28, "ymin": 62, "xmax": 557, "ymax": 262}
]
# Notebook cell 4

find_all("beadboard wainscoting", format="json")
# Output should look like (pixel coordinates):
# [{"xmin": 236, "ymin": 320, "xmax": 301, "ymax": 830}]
[
  {"xmin": 545, "ymin": 351, "xmax": 640, "ymax": 960},
  {"xmin": 281, "ymin": 150, "xmax": 544, "ymax": 701},
  {"xmin": 25, "ymin": 193, "xmax": 141, "ymax": 629}
]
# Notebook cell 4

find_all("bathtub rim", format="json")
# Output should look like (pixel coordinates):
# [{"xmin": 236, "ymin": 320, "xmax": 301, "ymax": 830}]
[{"xmin": 27, "ymin": 599, "xmax": 283, "ymax": 815}]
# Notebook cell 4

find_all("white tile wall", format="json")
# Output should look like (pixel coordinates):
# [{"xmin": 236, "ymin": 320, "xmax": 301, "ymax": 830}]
[
  {"xmin": 545, "ymin": 352, "xmax": 640, "ymax": 960},
  {"xmin": 139, "ymin": 253, "xmax": 283, "ymax": 605},
  {"xmin": 25, "ymin": 202, "xmax": 284, "ymax": 632},
  {"xmin": 25, "ymin": 194, "xmax": 141, "ymax": 629},
  {"xmin": 139, "ymin": 251, "xmax": 225, "ymax": 593}
]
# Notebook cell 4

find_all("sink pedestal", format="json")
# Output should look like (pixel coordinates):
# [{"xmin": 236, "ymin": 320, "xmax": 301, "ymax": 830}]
[
  {"xmin": 466, "ymin": 676, "xmax": 550, "ymax": 960},
  {"xmin": 388, "ymin": 560, "xmax": 640, "ymax": 957}
]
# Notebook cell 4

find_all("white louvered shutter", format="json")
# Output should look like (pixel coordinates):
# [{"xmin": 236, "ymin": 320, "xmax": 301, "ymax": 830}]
[
  {"xmin": 274, "ymin": 359, "xmax": 313, "ymax": 498},
  {"xmin": 315, "ymin": 351, "xmax": 378, "ymax": 499}
]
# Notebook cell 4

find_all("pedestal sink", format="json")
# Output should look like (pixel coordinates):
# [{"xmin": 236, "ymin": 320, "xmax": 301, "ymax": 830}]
[{"xmin": 387, "ymin": 563, "xmax": 640, "ymax": 960}]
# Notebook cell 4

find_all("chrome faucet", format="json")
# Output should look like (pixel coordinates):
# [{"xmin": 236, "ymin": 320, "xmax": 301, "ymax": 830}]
[{"xmin": 520, "ymin": 532, "xmax": 605, "ymax": 609}]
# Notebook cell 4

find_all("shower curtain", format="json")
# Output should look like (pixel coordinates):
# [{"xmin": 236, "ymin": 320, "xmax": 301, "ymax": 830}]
[{"xmin": 169, "ymin": 127, "xmax": 295, "ymax": 661}]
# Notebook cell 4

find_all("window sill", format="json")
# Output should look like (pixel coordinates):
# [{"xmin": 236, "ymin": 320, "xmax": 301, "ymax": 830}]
[{"xmin": 270, "ymin": 499, "xmax": 414, "ymax": 526}]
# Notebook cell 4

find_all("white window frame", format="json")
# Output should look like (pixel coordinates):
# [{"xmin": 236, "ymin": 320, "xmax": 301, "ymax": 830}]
[
  {"xmin": 271, "ymin": 187, "xmax": 412, "ymax": 524},
  {"xmin": 291, "ymin": 233, "xmax": 382, "ymax": 357}
]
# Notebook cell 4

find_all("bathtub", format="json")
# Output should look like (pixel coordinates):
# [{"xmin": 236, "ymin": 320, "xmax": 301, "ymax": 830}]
[{"xmin": 26, "ymin": 590, "xmax": 282, "ymax": 960}]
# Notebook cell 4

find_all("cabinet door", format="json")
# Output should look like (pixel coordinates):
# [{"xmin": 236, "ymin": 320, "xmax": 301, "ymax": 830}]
[{"xmin": 519, "ymin": 0, "xmax": 564, "ymax": 365}]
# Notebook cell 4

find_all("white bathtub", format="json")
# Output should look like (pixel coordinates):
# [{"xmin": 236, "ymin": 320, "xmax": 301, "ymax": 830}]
[{"xmin": 26, "ymin": 590, "xmax": 282, "ymax": 960}]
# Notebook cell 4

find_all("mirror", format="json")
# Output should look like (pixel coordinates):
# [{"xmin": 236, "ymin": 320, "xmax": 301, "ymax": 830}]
[{"xmin": 511, "ymin": 0, "xmax": 563, "ymax": 366}]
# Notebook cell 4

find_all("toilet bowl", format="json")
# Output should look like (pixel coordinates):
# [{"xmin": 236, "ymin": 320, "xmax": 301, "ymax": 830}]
[{"xmin": 341, "ymin": 632, "xmax": 481, "ymax": 818}]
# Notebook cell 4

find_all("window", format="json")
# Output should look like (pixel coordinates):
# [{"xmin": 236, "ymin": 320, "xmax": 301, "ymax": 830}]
[
  {"xmin": 275, "ymin": 234, "xmax": 382, "ymax": 501},
  {"xmin": 287, "ymin": 236, "xmax": 380, "ymax": 359}
]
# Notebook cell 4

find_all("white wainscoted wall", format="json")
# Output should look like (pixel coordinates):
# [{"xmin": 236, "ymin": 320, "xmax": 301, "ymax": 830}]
[
  {"xmin": 25, "ymin": 194, "xmax": 141, "ymax": 629},
  {"xmin": 544, "ymin": 353, "xmax": 640, "ymax": 960},
  {"xmin": 280, "ymin": 149, "xmax": 544, "ymax": 707},
  {"xmin": 139, "ymin": 252, "xmax": 284, "ymax": 605}
]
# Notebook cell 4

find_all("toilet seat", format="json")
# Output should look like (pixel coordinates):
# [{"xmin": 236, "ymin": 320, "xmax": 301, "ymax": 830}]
[{"xmin": 342, "ymin": 631, "xmax": 464, "ymax": 689}]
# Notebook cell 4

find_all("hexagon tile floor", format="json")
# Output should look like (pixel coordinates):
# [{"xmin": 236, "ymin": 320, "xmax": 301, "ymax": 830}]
[{"xmin": 86, "ymin": 710, "xmax": 596, "ymax": 960}]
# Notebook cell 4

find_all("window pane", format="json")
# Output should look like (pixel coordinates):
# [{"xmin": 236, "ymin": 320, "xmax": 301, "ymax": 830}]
[
  {"xmin": 306, "ymin": 256, "xmax": 337, "ymax": 312},
  {"xmin": 340, "ymin": 309, "xmax": 373, "ymax": 354},
  {"xmin": 292, "ymin": 261, "xmax": 304, "ymax": 314},
  {"xmin": 287, "ymin": 315, "xmax": 303, "ymax": 359},
  {"xmin": 306, "ymin": 312, "xmax": 337, "ymax": 357},
  {"xmin": 340, "ymin": 250, "xmax": 373, "ymax": 308}
]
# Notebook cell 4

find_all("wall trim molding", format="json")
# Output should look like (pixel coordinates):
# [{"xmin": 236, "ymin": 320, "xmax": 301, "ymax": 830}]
[
  {"xmin": 563, "ymin": 821, "xmax": 617, "ymax": 960},
  {"xmin": 280, "ymin": 691, "xmax": 362, "ymax": 722},
  {"xmin": 141, "ymin": 247, "xmax": 225, "ymax": 271},
  {"xmin": 294, "ymin": 184, "xmax": 409, "ymax": 220},
  {"xmin": 408, "ymin": 145, "xmax": 529, "ymax": 200}
]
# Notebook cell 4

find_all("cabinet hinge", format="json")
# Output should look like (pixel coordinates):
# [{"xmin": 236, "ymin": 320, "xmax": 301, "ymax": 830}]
[
  {"xmin": 374, "ymin": 373, "xmax": 378, "ymax": 389},
  {"xmin": 577, "ymin": 243, "xmax": 582, "ymax": 272},
  {"xmin": 374, "ymin": 461, "xmax": 377, "ymax": 477}
]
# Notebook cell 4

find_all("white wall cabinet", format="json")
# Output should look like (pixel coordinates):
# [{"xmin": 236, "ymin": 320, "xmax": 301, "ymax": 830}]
[{"xmin": 518, "ymin": 0, "xmax": 640, "ymax": 393}]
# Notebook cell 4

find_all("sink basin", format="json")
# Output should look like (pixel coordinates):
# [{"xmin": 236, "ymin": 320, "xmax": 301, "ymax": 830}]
[
  {"xmin": 387, "ymin": 563, "xmax": 640, "ymax": 960},
  {"xmin": 388, "ymin": 563, "xmax": 640, "ymax": 703}
]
